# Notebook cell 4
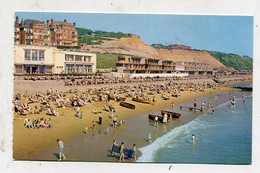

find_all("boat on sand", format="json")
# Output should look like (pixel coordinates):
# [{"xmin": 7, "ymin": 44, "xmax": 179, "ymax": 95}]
[{"xmin": 120, "ymin": 101, "xmax": 135, "ymax": 109}]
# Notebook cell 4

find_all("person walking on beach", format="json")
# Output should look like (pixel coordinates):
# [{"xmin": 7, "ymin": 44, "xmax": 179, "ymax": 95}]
[
  {"xmin": 110, "ymin": 108, "xmax": 114, "ymax": 119},
  {"xmin": 152, "ymin": 96, "xmax": 156, "ymax": 105},
  {"xmin": 119, "ymin": 142, "xmax": 125, "ymax": 162},
  {"xmin": 57, "ymin": 139, "xmax": 66, "ymax": 161},
  {"xmin": 75, "ymin": 107, "xmax": 80, "ymax": 117},
  {"xmin": 193, "ymin": 99, "xmax": 197, "ymax": 108},
  {"xmin": 192, "ymin": 134, "xmax": 195, "ymax": 144},
  {"xmin": 98, "ymin": 113, "xmax": 103, "ymax": 125}
]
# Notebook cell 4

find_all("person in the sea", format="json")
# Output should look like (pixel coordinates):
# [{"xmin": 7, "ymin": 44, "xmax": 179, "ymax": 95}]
[
  {"xmin": 242, "ymin": 94, "xmax": 246, "ymax": 103},
  {"xmin": 131, "ymin": 144, "xmax": 137, "ymax": 160},
  {"xmin": 212, "ymin": 107, "xmax": 215, "ymax": 114},
  {"xmin": 192, "ymin": 134, "xmax": 195, "ymax": 144},
  {"xmin": 193, "ymin": 99, "xmax": 197, "ymax": 108},
  {"xmin": 154, "ymin": 116, "xmax": 159, "ymax": 127},
  {"xmin": 57, "ymin": 139, "xmax": 66, "ymax": 161},
  {"xmin": 119, "ymin": 142, "xmax": 125, "ymax": 162},
  {"xmin": 207, "ymin": 103, "xmax": 211, "ymax": 110},
  {"xmin": 148, "ymin": 132, "xmax": 152, "ymax": 142},
  {"xmin": 163, "ymin": 114, "xmax": 168, "ymax": 123}
]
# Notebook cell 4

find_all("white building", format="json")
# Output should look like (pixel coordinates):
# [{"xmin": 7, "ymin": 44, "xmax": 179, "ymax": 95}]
[{"xmin": 14, "ymin": 45, "xmax": 96, "ymax": 74}]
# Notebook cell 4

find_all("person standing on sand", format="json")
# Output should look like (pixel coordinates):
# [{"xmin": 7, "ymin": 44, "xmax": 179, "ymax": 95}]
[
  {"xmin": 110, "ymin": 108, "xmax": 114, "ymax": 119},
  {"xmin": 119, "ymin": 142, "xmax": 125, "ymax": 162},
  {"xmin": 172, "ymin": 100, "xmax": 175, "ymax": 108},
  {"xmin": 57, "ymin": 139, "xmax": 66, "ymax": 161},
  {"xmin": 152, "ymin": 96, "xmax": 156, "ymax": 105},
  {"xmin": 98, "ymin": 113, "xmax": 103, "ymax": 125},
  {"xmin": 194, "ymin": 99, "xmax": 197, "ymax": 108},
  {"xmin": 131, "ymin": 144, "xmax": 137, "ymax": 160},
  {"xmin": 111, "ymin": 140, "xmax": 118, "ymax": 156},
  {"xmin": 92, "ymin": 121, "xmax": 95, "ymax": 129}
]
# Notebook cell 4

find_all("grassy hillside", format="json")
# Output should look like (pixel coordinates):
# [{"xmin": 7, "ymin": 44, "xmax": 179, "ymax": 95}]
[
  {"xmin": 207, "ymin": 51, "xmax": 253, "ymax": 70},
  {"xmin": 76, "ymin": 27, "xmax": 129, "ymax": 45},
  {"xmin": 97, "ymin": 54, "xmax": 118, "ymax": 69}
]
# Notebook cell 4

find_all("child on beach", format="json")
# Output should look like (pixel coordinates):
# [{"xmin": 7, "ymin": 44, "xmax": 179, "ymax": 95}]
[
  {"xmin": 119, "ymin": 142, "xmax": 125, "ymax": 162},
  {"xmin": 57, "ymin": 139, "xmax": 66, "ymax": 161}
]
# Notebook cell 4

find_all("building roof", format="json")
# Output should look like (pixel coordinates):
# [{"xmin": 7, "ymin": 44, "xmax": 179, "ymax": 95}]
[
  {"xmin": 53, "ymin": 21, "xmax": 74, "ymax": 27},
  {"xmin": 23, "ymin": 19, "xmax": 44, "ymax": 28}
]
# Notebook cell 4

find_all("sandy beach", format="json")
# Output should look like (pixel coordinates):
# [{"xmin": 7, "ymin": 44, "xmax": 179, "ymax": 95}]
[{"xmin": 13, "ymin": 77, "xmax": 251, "ymax": 161}]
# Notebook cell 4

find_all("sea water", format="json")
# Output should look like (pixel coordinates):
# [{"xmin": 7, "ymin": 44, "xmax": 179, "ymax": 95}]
[{"xmin": 137, "ymin": 90, "xmax": 252, "ymax": 164}]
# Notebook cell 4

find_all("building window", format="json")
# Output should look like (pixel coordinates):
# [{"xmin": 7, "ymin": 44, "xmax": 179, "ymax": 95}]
[
  {"xmin": 65, "ymin": 54, "xmax": 69, "ymax": 61},
  {"xmin": 75, "ymin": 55, "xmax": 82, "ymax": 61},
  {"xmin": 39, "ymin": 50, "xmax": 44, "ymax": 61},
  {"xmin": 65, "ymin": 54, "xmax": 74, "ymax": 61},
  {"xmin": 84, "ymin": 56, "xmax": 91, "ymax": 62},
  {"xmin": 32, "ymin": 50, "xmax": 38, "ymax": 61},
  {"xmin": 24, "ymin": 50, "xmax": 31, "ymax": 61}
]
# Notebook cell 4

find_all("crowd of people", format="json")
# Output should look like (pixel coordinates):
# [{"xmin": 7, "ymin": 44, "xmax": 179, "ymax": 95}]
[{"xmin": 24, "ymin": 118, "xmax": 53, "ymax": 129}]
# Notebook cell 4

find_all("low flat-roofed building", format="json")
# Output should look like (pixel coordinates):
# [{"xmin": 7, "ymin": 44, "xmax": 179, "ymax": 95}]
[
  {"xmin": 116, "ymin": 55, "xmax": 212, "ymax": 75},
  {"xmin": 14, "ymin": 45, "xmax": 96, "ymax": 74}
]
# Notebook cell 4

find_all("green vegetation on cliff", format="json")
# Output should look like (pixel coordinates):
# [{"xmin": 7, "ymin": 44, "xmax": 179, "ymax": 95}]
[
  {"xmin": 207, "ymin": 51, "xmax": 253, "ymax": 70},
  {"xmin": 97, "ymin": 54, "xmax": 118, "ymax": 69},
  {"xmin": 76, "ymin": 27, "xmax": 129, "ymax": 45}
]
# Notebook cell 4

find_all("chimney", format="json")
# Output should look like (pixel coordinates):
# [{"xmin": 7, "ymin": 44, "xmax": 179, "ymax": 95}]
[
  {"xmin": 64, "ymin": 19, "xmax": 67, "ymax": 23},
  {"xmin": 46, "ymin": 20, "xmax": 50, "ymax": 28},
  {"xmin": 73, "ymin": 22, "xmax": 76, "ymax": 27},
  {"xmin": 51, "ymin": 19, "xmax": 54, "ymax": 26},
  {"xmin": 15, "ymin": 16, "xmax": 19, "ymax": 24},
  {"xmin": 21, "ymin": 19, "xmax": 24, "ymax": 27}
]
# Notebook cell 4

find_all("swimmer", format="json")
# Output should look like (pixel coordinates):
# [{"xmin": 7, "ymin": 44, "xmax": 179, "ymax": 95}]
[{"xmin": 192, "ymin": 134, "xmax": 195, "ymax": 144}]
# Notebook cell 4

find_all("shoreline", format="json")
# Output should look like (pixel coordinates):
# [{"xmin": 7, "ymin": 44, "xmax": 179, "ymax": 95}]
[{"xmin": 13, "ymin": 86, "xmax": 235, "ymax": 161}]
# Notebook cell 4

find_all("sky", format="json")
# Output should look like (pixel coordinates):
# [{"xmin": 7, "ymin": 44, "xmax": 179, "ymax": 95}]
[{"xmin": 15, "ymin": 12, "xmax": 253, "ymax": 58}]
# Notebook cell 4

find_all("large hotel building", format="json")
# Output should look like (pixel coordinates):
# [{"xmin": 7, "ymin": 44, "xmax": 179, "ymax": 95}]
[{"xmin": 14, "ymin": 16, "xmax": 78, "ymax": 47}]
